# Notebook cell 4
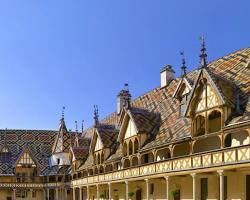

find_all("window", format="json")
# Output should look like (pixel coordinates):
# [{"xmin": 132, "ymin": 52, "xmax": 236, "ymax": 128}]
[
  {"xmin": 180, "ymin": 95, "xmax": 188, "ymax": 117},
  {"xmin": 16, "ymin": 189, "xmax": 27, "ymax": 198},
  {"xmin": 150, "ymin": 183, "xmax": 154, "ymax": 194},
  {"xmin": 194, "ymin": 115, "xmax": 205, "ymax": 136},
  {"xmin": 32, "ymin": 190, "xmax": 36, "ymax": 198},
  {"xmin": 57, "ymin": 158, "xmax": 60, "ymax": 165}
]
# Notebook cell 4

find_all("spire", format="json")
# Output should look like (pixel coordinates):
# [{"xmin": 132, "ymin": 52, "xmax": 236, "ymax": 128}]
[
  {"xmin": 74, "ymin": 121, "xmax": 79, "ymax": 147},
  {"xmin": 180, "ymin": 51, "xmax": 187, "ymax": 77},
  {"xmin": 94, "ymin": 105, "xmax": 99, "ymax": 127},
  {"xmin": 62, "ymin": 106, "xmax": 65, "ymax": 119},
  {"xmin": 59, "ymin": 106, "xmax": 67, "ymax": 132},
  {"xmin": 75, "ymin": 120, "xmax": 78, "ymax": 132},
  {"xmin": 199, "ymin": 36, "xmax": 207, "ymax": 69},
  {"xmin": 81, "ymin": 120, "xmax": 84, "ymax": 133}
]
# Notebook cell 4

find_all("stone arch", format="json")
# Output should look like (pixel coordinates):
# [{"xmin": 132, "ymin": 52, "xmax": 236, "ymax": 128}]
[
  {"xmin": 123, "ymin": 142, "xmax": 128, "ymax": 156},
  {"xmin": 208, "ymin": 110, "xmax": 222, "ymax": 133},
  {"xmin": 134, "ymin": 138, "xmax": 139, "ymax": 153},
  {"xmin": 193, "ymin": 115, "xmax": 205, "ymax": 136},
  {"xmin": 156, "ymin": 147, "xmax": 171, "ymax": 161},
  {"xmin": 131, "ymin": 156, "xmax": 139, "ymax": 166},
  {"xmin": 99, "ymin": 165, "xmax": 104, "ymax": 174},
  {"xmin": 101, "ymin": 151, "xmax": 105, "ymax": 164},
  {"xmin": 123, "ymin": 158, "xmax": 130, "ymax": 169},
  {"xmin": 224, "ymin": 130, "xmax": 250, "ymax": 148},
  {"xmin": 128, "ymin": 140, "xmax": 133, "ymax": 155},
  {"xmin": 105, "ymin": 164, "xmax": 113, "ymax": 173},
  {"xmin": 141, "ymin": 152, "xmax": 154, "ymax": 164},
  {"xmin": 193, "ymin": 135, "xmax": 221, "ymax": 153},
  {"xmin": 173, "ymin": 142, "xmax": 191, "ymax": 157}
]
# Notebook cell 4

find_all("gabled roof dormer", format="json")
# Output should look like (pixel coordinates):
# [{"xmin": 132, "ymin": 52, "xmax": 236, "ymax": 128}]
[
  {"xmin": 15, "ymin": 147, "xmax": 37, "ymax": 168},
  {"xmin": 185, "ymin": 68, "xmax": 233, "ymax": 118},
  {"xmin": 0, "ymin": 144, "xmax": 9, "ymax": 153}
]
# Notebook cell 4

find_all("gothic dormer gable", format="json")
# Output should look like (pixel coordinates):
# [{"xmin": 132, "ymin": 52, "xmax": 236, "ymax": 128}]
[
  {"xmin": 16, "ymin": 148, "xmax": 37, "ymax": 168},
  {"xmin": 173, "ymin": 77, "xmax": 192, "ymax": 100},
  {"xmin": 94, "ymin": 134, "xmax": 103, "ymax": 152},
  {"xmin": 118, "ymin": 111, "xmax": 138, "ymax": 143},
  {"xmin": 185, "ymin": 69, "xmax": 226, "ymax": 117}
]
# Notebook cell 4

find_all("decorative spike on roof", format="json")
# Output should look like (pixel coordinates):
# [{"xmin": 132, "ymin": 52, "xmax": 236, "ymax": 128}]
[
  {"xmin": 199, "ymin": 36, "xmax": 207, "ymax": 69},
  {"xmin": 81, "ymin": 120, "xmax": 84, "ymax": 133},
  {"xmin": 180, "ymin": 51, "xmax": 187, "ymax": 77},
  {"xmin": 94, "ymin": 105, "xmax": 99, "ymax": 127}
]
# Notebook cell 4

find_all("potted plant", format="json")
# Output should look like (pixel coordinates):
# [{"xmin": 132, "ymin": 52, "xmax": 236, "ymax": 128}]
[
  {"xmin": 128, "ymin": 191, "xmax": 135, "ymax": 200},
  {"xmin": 171, "ymin": 189, "xmax": 180, "ymax": 200},
  {"xmin": 100, "ymin": 193, "xmax": 105, "ymax": 199}
]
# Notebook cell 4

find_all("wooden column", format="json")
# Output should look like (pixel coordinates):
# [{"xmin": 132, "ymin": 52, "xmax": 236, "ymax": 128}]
[{"xmin": 164, "ymin": 176, "xmax": 169, "ymax": 200}]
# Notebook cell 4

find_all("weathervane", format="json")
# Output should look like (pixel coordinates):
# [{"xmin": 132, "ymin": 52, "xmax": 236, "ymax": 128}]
[{"xmin": 180, "ymin": 51, "xmax": 187, "ymax": 77}]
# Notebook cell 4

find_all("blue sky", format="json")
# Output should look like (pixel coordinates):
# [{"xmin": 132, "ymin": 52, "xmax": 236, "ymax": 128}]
[{"xmin": 0, "ymin": 0, "xmax": 249, "ymax": 130}]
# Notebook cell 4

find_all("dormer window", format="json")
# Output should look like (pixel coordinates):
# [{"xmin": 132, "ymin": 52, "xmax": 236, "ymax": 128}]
[
  {"xmin": 180, "ymin": 94, "xmax": 188, "ymax": 117},
  {"xmin": 173, "ymin": 78, "xmax": 192, "ymax": 118}
]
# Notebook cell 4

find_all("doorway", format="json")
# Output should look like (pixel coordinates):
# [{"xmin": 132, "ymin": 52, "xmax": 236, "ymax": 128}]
[
  {"xmin": 247, "ymin": 175, "xmax": 250, "ymax": 200},
  {"xmin": 200, "ymin": 178, "xmax": 208, "ymax": 200},
  {"xmin": 136, "ymin": 189, "xmax": 141, "ymax": 200}
]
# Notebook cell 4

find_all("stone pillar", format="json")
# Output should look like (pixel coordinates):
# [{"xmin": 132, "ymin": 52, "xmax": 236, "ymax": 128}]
[
  {"xmin": 13, "ymin": 189, "xmax": 16, "ymax": 200},
  {"xmin": 108, "ymin": 183, "xmax": 112, "ymax": 200},
  {"xmin": 125, "ymin": 181, "xmax": 128, "ymax": 200},
  {"xmin": 64, "ymin": 189, "xmax": 68, "ymax": 200},
  {"xmin": 73, "ymin": 187, "xmax": 76, "ymax": 200},
  {"xmin": 43, "ymin": 189, "xmax": 46, "ymax": 200},
  {"xmin": 47, "ymin": 188, "xmax": 50, "ymax": 200},
  {"xmin": 164, "ymin": 176, "xmax": 169, "ymax": 200},
  {"xmin": 191, "ymin": 173, "xmax": 196, "ymax": 200},
  {"xmin": 145, "ymin": 179, "xmax": 149, "ymax": 200},
  {"xmin": 87, "ymin": 185, "xmax": 90, "ymax": 200},
  {"xmin": 218, "ymin": 170, "xmax": 224, "ymax": 200},
  {"xmin": 79, "ymin": 187, "xmax": 82, "ymax": 200},
  {"xmin": 97, "ymin": 184, "xmax": 100, "ymax": 200},
  {"xmin": 56, "ymin": 188, "xmax": 59, "ymax": 200}
]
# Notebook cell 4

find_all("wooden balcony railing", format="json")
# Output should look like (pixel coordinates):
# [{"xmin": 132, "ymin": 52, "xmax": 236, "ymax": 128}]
[{"xmin": 72, "ymin": 145, "xmax": 250, "ymax": 187}]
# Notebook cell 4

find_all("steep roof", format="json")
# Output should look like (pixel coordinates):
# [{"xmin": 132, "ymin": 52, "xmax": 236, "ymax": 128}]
[{"xmin": 82, "ymin": 47, "xmax": 250, "ymax": 164}]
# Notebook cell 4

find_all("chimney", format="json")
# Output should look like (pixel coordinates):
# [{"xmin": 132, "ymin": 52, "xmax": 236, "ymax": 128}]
[
  {"xmin": 160, "ymin": 65, "xmax": 175, "ymax": 88},
  {"xmin": 117, "ymin": 84, "xmax": 131, "ymax": 114}
]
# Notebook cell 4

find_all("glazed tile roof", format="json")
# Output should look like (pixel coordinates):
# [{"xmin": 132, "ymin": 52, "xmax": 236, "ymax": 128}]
[
  {"xmin": 0, "ymin": 47, "xmax": 249, "ymax": 174},
  {"xmin": 0, "ymin": 129, "xmax": 57, "ymax": 175},
  {"xmin": 82, "ymin": 47, "xmax": 250, "ymax": 164}
]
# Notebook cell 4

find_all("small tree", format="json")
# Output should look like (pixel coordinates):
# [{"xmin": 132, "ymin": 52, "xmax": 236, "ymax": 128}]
[{"xmin": 128, "ymin": 191, "xmax": 135, "ymax": 199}]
